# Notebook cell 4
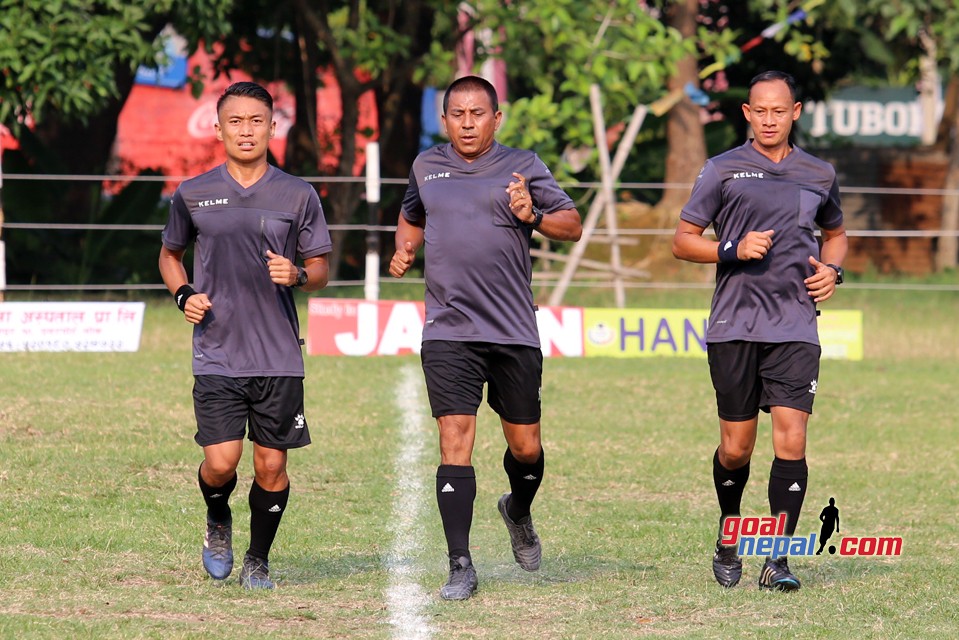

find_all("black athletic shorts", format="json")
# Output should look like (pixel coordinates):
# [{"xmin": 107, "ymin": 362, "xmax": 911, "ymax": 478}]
[
  {"xmin": 706, "ymin": 341, "xmax": 821, "ymax": 421},
  {"xmin": 421, "ymin": 340, "xmax": 542, "ymax": 424},
  {"xmin": 192, "ymin": 375, "xmax": 311, "ymax": 449}
]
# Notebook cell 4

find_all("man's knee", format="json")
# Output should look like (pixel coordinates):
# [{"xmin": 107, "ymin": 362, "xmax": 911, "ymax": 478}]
[
  {"xmin": 508, "ymin": 441, "xmax": 542, "ymax": 464},
  {"xmin": 202, "ymin": 457, "xmax": 240, "ymax": 482},
  {"xmin": 718, "ymin": 442, "xmax": 753, "ymax": 469}
]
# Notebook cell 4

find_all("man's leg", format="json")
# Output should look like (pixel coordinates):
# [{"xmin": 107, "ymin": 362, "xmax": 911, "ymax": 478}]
[
  {"xmin": 768, "ymin": 406, "xmax": 809, "ymax": 537},
  {"xmin": 501, "ymin": 421, "xmax": 543, "ymax": 522},
  {"xmin": 241, "ymin": 444, "xmax": 289, "ymax": 589},
  {"xmin": 436, "ymin": 414, "xmax": 478, "ymax": 600},
  {"xmin": 711, "ymin": 419, "xmax": 758, "ymax": 587},
  {"xmin": 499, "ymin": 420, "xmax": 544, "ymax": 572},
  {"xmin": 758, "ymin": 406, "xmax": 809, "ymax": 591},
  {"xmin": 200, "ymin": 440, "xmax": 243, "ymax": 520},
  {"xmin": 716, "ymin": 418, "xmax": 758, "ymax": 529},
  {"xmin": 199, "ymin": 441, "xmax": 243, "ymax": 580}
]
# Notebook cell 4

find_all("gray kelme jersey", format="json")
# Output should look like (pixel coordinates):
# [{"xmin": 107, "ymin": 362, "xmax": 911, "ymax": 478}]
[
  {"xmin": 402, "ymin": 142, "xmax": 575, "ymax": 347},
  {"xmin": 680, "ymin": 142, "xmax": 843, "ymax": 345},
  {"xmin": 162, "ymin": 164, "xmax": 332, "ymax": 376}
]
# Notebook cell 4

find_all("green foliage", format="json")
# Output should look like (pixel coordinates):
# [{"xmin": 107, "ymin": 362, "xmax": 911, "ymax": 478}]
[
  {"xmin": 0, "ymin": 0, "xmax": 232, "ymax": 130},
  {"xmin": 820, "ymin": 0, "xmax": 959, "ymax": 75}
]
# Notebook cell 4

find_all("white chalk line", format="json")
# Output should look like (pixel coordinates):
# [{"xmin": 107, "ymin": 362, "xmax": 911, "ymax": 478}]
[{"xmin": 385, "ymin": 364, "xmax": 433, "ymax": 640}]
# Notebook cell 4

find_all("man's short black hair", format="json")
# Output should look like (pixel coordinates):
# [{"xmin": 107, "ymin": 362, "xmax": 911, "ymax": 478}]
[
  {"xmin": 748, "ymin": 70, "xmax": 799, "ymax": 103},
  {"xmin": 443, "ymin": 75, "xmax": 499, "ymax": 115},
  {"xmin": 217, "ymin": 81, "xmax": 274, "ymax": 113}
]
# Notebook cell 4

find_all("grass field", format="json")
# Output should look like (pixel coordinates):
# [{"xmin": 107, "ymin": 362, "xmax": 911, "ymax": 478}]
[{"xmin": 0, "ymin": 284, "xmax": 957, "ymax": 639}]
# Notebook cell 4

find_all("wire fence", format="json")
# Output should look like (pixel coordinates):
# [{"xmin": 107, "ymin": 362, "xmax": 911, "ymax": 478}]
[{"xmin": 2, "ymin": 173, "xmax": 958, "ymax": 293}]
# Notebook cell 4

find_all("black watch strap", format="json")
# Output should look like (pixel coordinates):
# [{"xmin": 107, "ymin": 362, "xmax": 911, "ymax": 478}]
[
  {"xmin": 827, "ymin": 263, "xmax": 843, "ymax": 284},
  {"xmin": 527, "ymin": 206, "xmax": 544, "ymax": 229},
  {"xmin": 293, "ymin": 267, "xmax": 308, "ymax": 287}
]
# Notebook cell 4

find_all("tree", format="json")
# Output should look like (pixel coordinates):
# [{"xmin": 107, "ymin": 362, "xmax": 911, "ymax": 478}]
[
  {"xmin": 0, "ymin": 0, "xmax": 232, "ymax": 285},
  {"xmin": 857, "ymin": 0, "xmax": 959, "ymax": 270},
  {"xmin": 215, "ymin": 0, "xmax": 462, "ymax": 278}
]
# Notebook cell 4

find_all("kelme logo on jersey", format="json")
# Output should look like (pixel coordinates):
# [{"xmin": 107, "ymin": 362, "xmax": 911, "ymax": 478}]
[
  {"xmin": 732, "ymin": 171, "xmax": 764, "ymax": 179},
  {"xmin": 197, "ymin": 198, "xmax": 230, "ymax": 207},
  {"xmin": 424, "ymin": 172, "xmax": 450, "ymax": 182}
]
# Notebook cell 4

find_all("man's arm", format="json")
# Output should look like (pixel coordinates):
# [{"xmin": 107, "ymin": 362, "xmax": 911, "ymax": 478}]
[
  {"xmin": 265, "ymin": 250, "xmax": 330, "ymax": 292},
  {"xmin": 158, "ymin": 245, "xmax": 211, "ymax": 325},
  {"xmin": 672, "ymin": 220, "xmax": 775, "ymax": 264},
  {"xmin": 507, "ymin": 172, "xmax": 581, "ymax": 241},
  {"xmin": 535, "ymin": 208, "xmax": 582, "ymax": 242},
  {"xmin": 804, "ymin": 224, "xmax": 848, "ymax": 303},
  {"xmin": 389, "ymin": 214, "xmax": 425, "ymax": 278}
]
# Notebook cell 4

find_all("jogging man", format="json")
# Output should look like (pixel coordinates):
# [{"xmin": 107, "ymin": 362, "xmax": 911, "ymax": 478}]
[
  {"xmin": 159, "ymin": 81, "xmax": 331, "ymax": 589},
  {"xmin": 672, "ymin": 70, "xmax": 847, "ymax": 591},
  {"xmin": 389, "ymin": 75, "xmax": 582, "ymax": 600}
]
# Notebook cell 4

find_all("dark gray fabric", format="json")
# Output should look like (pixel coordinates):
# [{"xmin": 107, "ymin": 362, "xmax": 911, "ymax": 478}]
[
  {"xmin": 680, "ymin": 142, "xmax": 843, "ymax": 345},
  {"xmin": 402, "ymin": 142, "xmax": 574, "ymax": 347},
  {"xmin": 162, "ymin": 164, "xmax": 332, "ymax": 376}
]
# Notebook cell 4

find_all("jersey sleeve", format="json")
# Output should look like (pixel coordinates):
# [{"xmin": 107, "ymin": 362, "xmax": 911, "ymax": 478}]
[
  {"xmin": 528, "ymin": 153, "xmax": 575, "ymax": 214},
  {"xmin": 680, "ymin": 161, "xmax": 723, "ymax": 228},
  {"xmin": 816, "ymin": 174, "xmax": 844, "ymax": 230},
  {"xmin": 297, "ymin": 187, "xmax": 333, "ymax": 259},
  {"xmin": 161, "ymin": 189, "xmax": 195, "ymax": 251},
  {"xmin": 400, "ymin": 166, "xmax": 425, "ymax": 224}
]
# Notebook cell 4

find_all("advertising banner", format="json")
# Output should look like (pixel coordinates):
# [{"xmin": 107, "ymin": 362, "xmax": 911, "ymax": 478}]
[
  {"xmin": 307, "ymin": 299, "xmax": 863, "ymax": 361},
  {"xmin": 0, "ymin": 302, "xmax": 146, "ymax": 352}
]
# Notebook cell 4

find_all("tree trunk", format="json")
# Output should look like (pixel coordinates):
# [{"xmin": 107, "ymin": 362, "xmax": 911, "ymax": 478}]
[
  {"xmin": 936, "ymin": 77, "xmax": 959, "ymax": 271},
  {"xmin": 657, "ymin": 0, "xmax": 707, "ymax": 215},
  {"xmin": 285, "ymin": 14, "xmax": 322, "ymax": 175},
  {"xmin": 31, "ymin": 64, "xmax": 137, "ymax": 225}
]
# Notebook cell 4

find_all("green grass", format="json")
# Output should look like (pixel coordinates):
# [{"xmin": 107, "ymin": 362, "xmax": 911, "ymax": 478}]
[{"xmin": 0, "ymin": 285, "xmax": 957, "ymax": 639}]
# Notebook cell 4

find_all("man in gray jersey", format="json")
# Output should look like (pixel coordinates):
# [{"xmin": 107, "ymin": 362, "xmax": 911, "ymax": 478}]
[
  {"xmin": 673, "ymin": 70, "xmax": 847, "ymax": 591},
  {"xmin": 390, "ymin": 75, "xmax": 582, "ymax": 600},
  {"xmin": 159, "ymin": 82, "xmax": 332, "ymax": 589}
]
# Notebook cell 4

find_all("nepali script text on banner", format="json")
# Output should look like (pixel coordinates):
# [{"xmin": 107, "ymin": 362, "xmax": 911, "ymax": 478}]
[{"xmin": 0, "ymin": 302, "xmax": 146, "ymax": 352}]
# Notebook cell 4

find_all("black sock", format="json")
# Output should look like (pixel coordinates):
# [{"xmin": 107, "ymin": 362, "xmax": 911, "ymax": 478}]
[
  {"xmin": 436, "ymin": 465, "xmax": 476, "ymax": 561},
  {"xmin": 503, "ymin": 448, "xmax": 544, "ymax": 522},
  {"xmin": 713, "ymin": 449, "xmax": 749, "ymax": 544},
  {"xmin": 247, "ymin": 480, "xmax": 290, "ymax": 562},
  {"xmin": 198, "ymin": 465, "xmax": 236, "ymax": 523},
  {"xmin": 768, "ymin": 457, "xmax": 808, "ymax": 536}
]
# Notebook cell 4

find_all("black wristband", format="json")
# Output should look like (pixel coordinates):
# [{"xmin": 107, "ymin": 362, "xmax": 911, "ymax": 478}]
[
  {"xmin": 174, "ymin": 284, "xmax": 196, "ymax": 312},
  {"xmin": 718, "ymin": 239, "xmax": 740, "ymax": 263}
]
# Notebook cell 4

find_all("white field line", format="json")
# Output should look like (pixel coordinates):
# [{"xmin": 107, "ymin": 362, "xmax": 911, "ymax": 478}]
[{"xmin": 386, "ymin": 364, "xmax": 433, "ymax": 640}]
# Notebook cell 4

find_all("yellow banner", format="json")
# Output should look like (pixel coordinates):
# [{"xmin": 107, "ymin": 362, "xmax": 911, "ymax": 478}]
[{"xmin": 582, "ymin": 308, "xmax": 863, "ymax": 360}]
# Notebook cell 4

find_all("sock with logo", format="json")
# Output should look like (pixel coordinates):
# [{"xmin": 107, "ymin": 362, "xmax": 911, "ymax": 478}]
[
  {"xmin": 503, "ymin": 447, "xmax": 544, "ymax": 522},
  {"xmin": 247, "ymin": 480, "xmax": 290, "ymax": 562},
  {"xmin": 768, "ymin": 457, "xmax": 808, "ymax": 536},
  {"xmin": 713, "ymin": 448, "xmax": 749, "ymax": 542},
  {"xmin": 198, "ymin": 464, "xmax": 236, "ymax": 523},
  {"xmin": 436, "ymin": 465, "xmax": 476, "ymax": 561}
]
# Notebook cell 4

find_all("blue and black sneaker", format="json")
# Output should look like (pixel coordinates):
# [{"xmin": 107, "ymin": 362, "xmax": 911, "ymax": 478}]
[
  {"xmin": 758, "ymin": 556, "xmax": 801, "ymax": 591},
  {"xmin": 240, "ymin": 553, "xmax": 275, "ymax": 590},
  {"xmin": 202, "ymin": 517, "xmax": 233, "ymax": 580},
  {"xmin": 712, "ymin": 541, "xmax": 742, "ymax": 588}
]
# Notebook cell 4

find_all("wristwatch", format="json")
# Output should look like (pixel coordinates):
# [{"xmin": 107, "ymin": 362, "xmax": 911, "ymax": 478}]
[
  {"xmin": 292, "ymin": 267, "xmax": 308, "ymax": 288},
  {"xmin": 826, "ymin": 264, "xmax": 844, "ymax": 285},
  {"xmin": 526, "ymin": 206, "xmax": 544, "ymax": 229}
]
